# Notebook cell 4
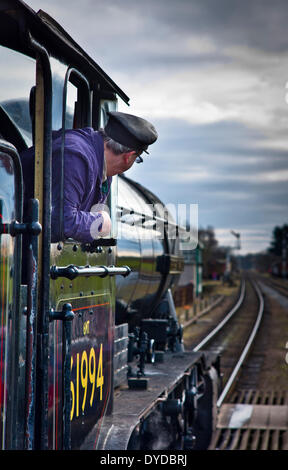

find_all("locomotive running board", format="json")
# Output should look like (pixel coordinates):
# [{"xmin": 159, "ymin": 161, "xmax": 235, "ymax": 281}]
[{"xmin": 80, "ymin": 350, "xmax": 218, "ymax": 450}]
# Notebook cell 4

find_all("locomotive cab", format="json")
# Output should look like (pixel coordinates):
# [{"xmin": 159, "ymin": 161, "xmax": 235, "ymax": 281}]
[
  {"xmin": 0, "ymin": 0, "xmax": 130, "ymax": 449},
  {"xmin": 0, "ymin": 0, "xmax": 220, "ymax": 451}
]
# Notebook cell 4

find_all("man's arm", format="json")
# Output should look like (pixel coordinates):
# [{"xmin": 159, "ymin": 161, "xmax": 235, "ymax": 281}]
[{"xmin": 58, "ymin": 138, "xmax": 109, "ymax": 243}]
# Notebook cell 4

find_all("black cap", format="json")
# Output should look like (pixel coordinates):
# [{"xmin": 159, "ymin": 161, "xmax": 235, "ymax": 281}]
[{"xmin": 104, "ymin": 111, "xmax": 158, "ymax": 153}]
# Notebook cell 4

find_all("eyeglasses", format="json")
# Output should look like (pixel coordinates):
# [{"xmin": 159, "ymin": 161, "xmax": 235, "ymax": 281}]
[{"xmin": 135, "ymin": 154, "xmax": 143, "ymax": 164}]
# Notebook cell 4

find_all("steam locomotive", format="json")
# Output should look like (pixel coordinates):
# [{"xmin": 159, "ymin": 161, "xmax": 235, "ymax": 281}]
[{"xmin": 0, "ymin": 0, "xmax": 220, "ymax": 450}]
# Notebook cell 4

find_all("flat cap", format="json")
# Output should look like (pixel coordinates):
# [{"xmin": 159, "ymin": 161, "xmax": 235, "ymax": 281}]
[{"xmin": 104, "ymin": 111, "xmax": 158, "ymax": 153}]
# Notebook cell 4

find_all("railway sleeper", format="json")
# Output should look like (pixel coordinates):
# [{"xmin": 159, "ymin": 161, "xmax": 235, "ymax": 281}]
[
  {"xmin": 210, "ymin": 428, "xmax": 288, "ymax": 450},
  {"xmin": 210, "ymin": 389, "xmax": 288, "ymax": 450}
]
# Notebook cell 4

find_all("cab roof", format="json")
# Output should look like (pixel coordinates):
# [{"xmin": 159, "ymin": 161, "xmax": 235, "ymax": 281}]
[{"xmin": 0, "ymin": 0, "xmax": 130, "ymax": 104}]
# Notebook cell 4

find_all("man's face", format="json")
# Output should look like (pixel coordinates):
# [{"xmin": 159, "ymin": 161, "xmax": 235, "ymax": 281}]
[
  {"xmin": 121, "ymin": 152, "xmax": 138, "ymax": 173},
  {"xmin": 105, "ymin": 146, "xmax": 140, "ymax": 176}
]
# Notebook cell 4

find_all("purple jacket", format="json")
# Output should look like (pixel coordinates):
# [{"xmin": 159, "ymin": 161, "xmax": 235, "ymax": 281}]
[{"xmin": 21, "ymin": 128, "xmax": 112, "ymax": 243}]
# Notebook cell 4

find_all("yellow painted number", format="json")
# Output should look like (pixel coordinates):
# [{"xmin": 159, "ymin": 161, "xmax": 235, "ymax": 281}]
[
  {"xmin": 81, "ymin": 350, "xmax": 88, "ymax": 412},
  {"xmin": 97, "ymin": 344, "xmax": 104, "ymax": 401},
  {"xmin": 89, "ymin": 347, "xmax": 96, "ymax": 406},
  {"xmin": 70, "ymin": 356, "xmax": 75, "ymax": 421},
  {"xmin": 70, "ymin": 345, "xmax": 104, "ymax": 421}
]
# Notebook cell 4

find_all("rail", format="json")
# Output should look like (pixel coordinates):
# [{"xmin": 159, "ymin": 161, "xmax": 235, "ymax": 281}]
[
  {"xmin": 193, "ymin": 279, "xmax": 246, "ymax": 352},
  {"xmin": 216, "ymin": 279, "xmax": 264, "ymax": 408},
  {"xmin": 257, "ymin": 275, "xmax": 288, "ymax": 299},
  {"xmin": 191, "ymin": 277, "xmax": 265, "ymax": 408}
]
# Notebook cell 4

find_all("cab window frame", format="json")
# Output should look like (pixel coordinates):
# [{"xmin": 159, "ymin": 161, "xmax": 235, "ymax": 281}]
[{"xmin": 59, "ymin": 67, "xmax": 92, "ymax": 241}]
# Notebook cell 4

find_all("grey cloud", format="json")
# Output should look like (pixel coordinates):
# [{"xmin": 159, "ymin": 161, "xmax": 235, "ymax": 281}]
[
  {"xmin": 140, "ymin": 118, "xmax": 288, "ymax": 172},
  {"xmin": 127, "ymin": 0, "xmax": 288, "ymax": 53},
  {"xmin": 29, "ymin": 0, "xmax": 288, "ymax": 70},
  {"xmin": 128, "ymin": 116, "xmax": 288, "ymax": 249}
]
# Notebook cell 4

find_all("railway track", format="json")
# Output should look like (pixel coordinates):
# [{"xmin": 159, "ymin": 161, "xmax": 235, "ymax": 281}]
[
  {"xmin": 257, "ymin": 275, "xmax": 288, "ymax": 299},
  {"xmin": 183, "ymin": 275, "xmax": 288, "ymax": 450},
  {"xmin": 192, "ymin": 278, "xmax": 263, "ymax": 401}
]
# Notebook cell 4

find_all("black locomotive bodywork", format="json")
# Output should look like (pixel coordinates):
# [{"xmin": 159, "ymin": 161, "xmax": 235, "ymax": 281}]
[{"xmin": 0, "ymin": 0, "xmax": 220, "ymax": 450}]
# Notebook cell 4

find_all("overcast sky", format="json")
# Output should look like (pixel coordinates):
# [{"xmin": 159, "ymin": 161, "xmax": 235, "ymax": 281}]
[{"xmin": 10, "ymin": 1, "xmax": 288, "ymax": 253}]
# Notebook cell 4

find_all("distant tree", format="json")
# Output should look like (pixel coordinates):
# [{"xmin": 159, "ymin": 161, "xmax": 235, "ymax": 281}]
[
  {"xmin": 239, "ymin": 253, "xmax": 255, "ymax": 270},
  {"xmin": 254, "ymin": 252, "xmax": 276, "ymax": 272},
  {"xmin": 198, "ymin": 226, "xmax": 218, "ymax": 252},
  {"xmin": 269, "ymin": 224, "xmax": 288, "ymax": 256},
  {"xmin": 238, "ymin": 251, "xmax": 277, "ymax": 273}
]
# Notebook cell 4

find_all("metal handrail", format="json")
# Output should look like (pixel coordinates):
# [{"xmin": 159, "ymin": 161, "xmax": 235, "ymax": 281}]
[{"xmin": 50, "ymin": 264, "xmax": 131, "ymax": 280}]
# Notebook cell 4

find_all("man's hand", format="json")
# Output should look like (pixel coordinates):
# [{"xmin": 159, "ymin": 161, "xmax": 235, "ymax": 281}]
[
  {"xmin": 90, "ymin": 207, "xmax": 111, "ymax": 239},
  {"xmin": 99, "ymin": 210, "xmax": 111, "ymax": 236}
]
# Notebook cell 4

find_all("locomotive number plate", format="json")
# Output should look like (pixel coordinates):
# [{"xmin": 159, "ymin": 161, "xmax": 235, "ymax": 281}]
[{"xmin": 48, "ymin": 293, "xmax": 113, "ymax": 449}]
